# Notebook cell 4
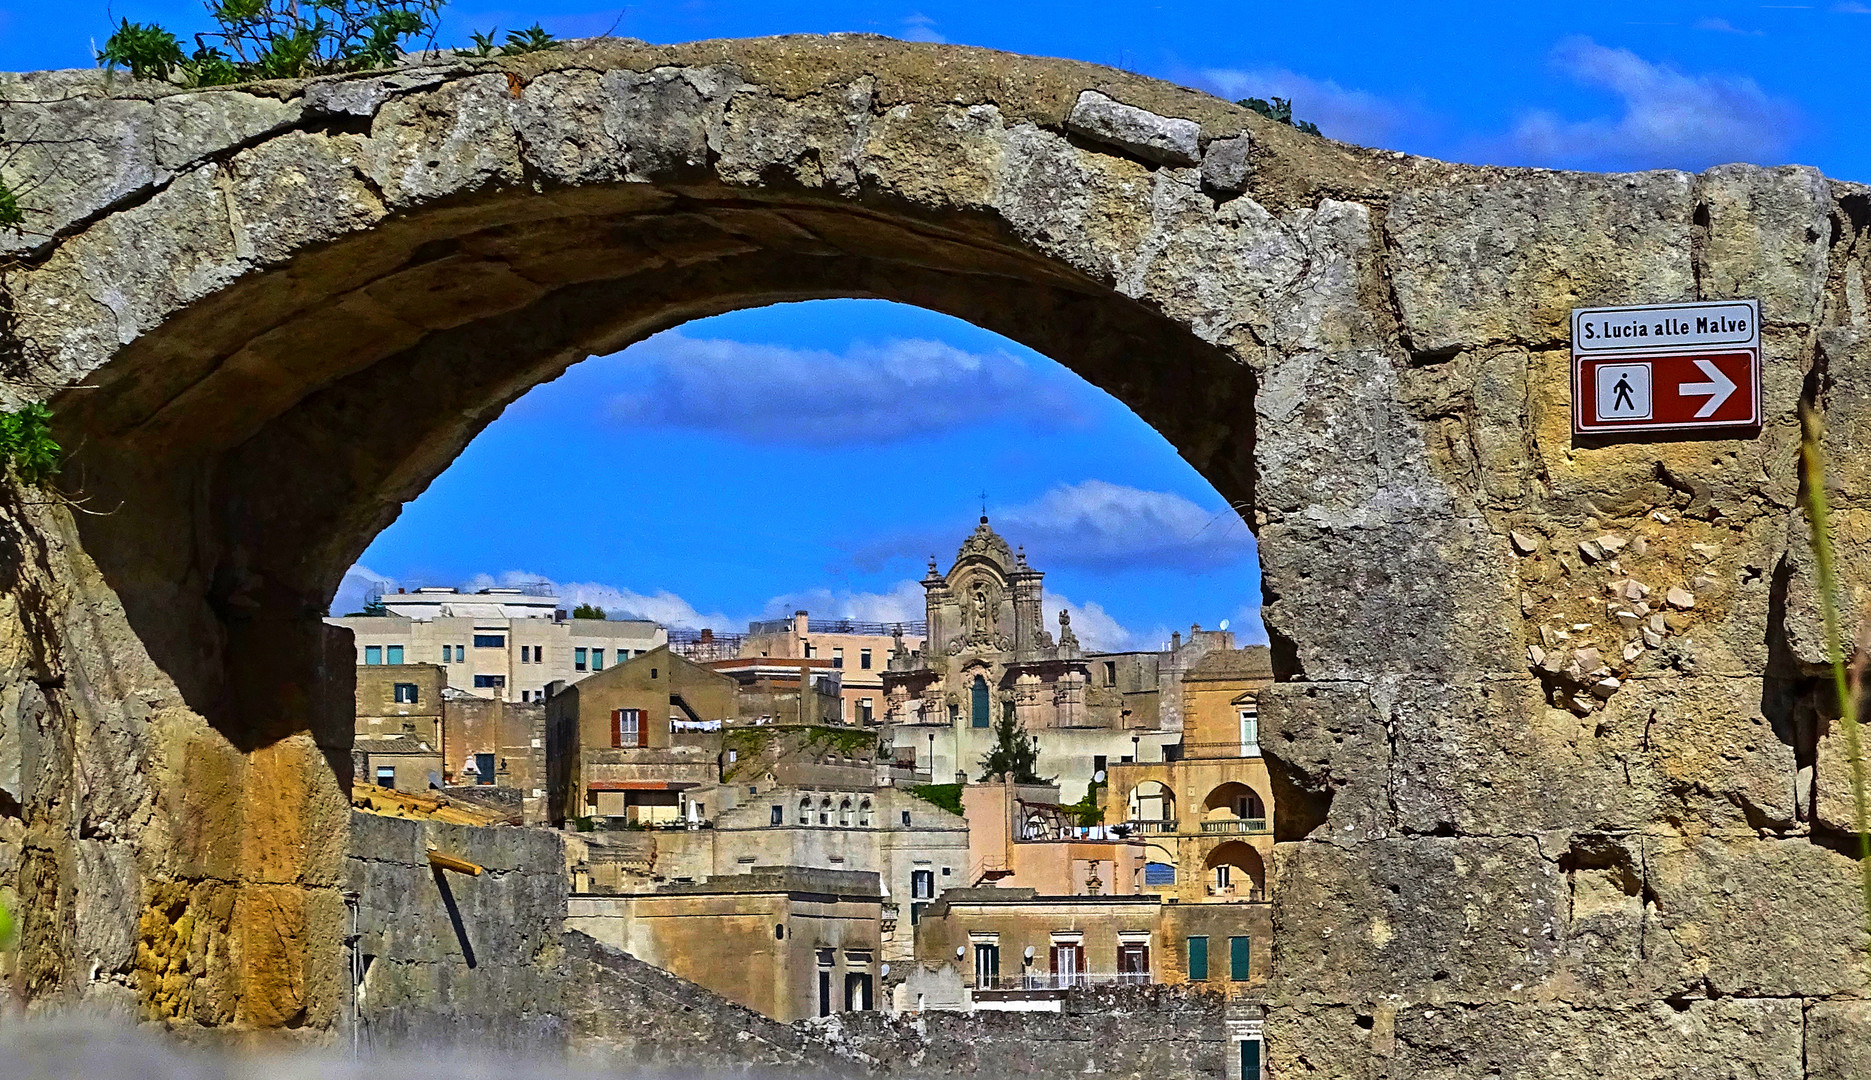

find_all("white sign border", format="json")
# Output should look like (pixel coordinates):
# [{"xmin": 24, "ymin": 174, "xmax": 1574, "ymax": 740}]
[{"xmin": 1571, "ymin": 298, "xmax": 1761, "ymax": 356}]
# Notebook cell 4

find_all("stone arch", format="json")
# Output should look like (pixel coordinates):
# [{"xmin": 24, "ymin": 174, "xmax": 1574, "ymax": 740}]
[
  {"xmin": 1202, "ymin": 780, "xmax": 1266, "ymax": 822},
  {"xmin": 1, "ymin": 30, "xmax": 1854, "ymax": 1075},
  {"xmin": 1125, "ymin": 779, "xmax": 1176, "ymax": 830},
  {"xmin": 1204, "ymin": 840, "xmax": 1266, "ymax": 895}
]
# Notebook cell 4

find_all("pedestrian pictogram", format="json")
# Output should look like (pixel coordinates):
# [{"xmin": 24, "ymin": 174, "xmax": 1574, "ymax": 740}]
[
  {"xmin": 1572, "ymin": 300, "xmax": 1761, "ymax": 436},
  {"xmin": 1595, "ymin": 363, "xmax": 1651, "ymax": 421}
]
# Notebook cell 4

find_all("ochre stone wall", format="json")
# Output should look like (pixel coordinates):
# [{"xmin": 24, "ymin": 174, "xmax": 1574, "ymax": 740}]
[{"xmin": 0, "ymin": 32, "xmax": 1865, "ymax": 1073}]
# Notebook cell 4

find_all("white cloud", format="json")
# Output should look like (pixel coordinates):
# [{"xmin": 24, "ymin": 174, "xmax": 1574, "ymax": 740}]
[
  {"xmin": 761, "ymin": 580, "xmax": 928, "ymax": 625},
  {"xmin": 332, "ymin": 564, "xmax": 397, "ymax": 615},
  {"xmin": 993, "ymin": 480, "xmax": 1255, "ymax": 571},
  {"xmin": 901, "ymin": 13, "xmax": 945, "ymax": 42},
  {"xmin": 1833, "ymin": 3, "xmax": 1871, "ymax": 13},
  {"xmin": 607, "ymin": 330, "xmax": 1085, "ymax": 444},
  {"xmin": 1498, "ymin": 36, "xmax": 1797, "ymax": 170},
  {"xmin": 1693, "ymin": 17, "xmax": 1764, "ymax": 34},
  {"xmin": 1190, "ymin": 66, "xmax": 1421, "ymax": 147},
  {"xmin": 459, "ymin": 570, "xmax": 738, "ymax": 630}
]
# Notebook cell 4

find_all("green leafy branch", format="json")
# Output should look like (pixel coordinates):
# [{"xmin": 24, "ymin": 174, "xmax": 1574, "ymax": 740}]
[
  {"xmin": 0, "ymin": 403, "xmax": 60, "ymax": 487},
  {"xmin": 1237, "ymin": 95, "xmax": 1322, "ymax": 137},
  {"xmin": 99, "ymin": 2, "xmax": 559, "ymax": 88}
]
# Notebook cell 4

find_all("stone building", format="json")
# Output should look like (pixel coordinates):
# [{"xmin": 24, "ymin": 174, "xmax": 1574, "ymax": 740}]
[
  {"xmin": 330, "ymin": 586, "xmax": 665, "ymax": 703},
  {"xmin": 567, "ymin": 866, "xmax": 886, "ymax": 1021},
  {"xmin": 883, "ymin": 516, "xmax": 1195, "ymax": 793},
  {"xmin": 1104, "ymin": 646, "xmax": 1275, "ymax": 900},
  {"xmin": 912, "ymin": 886, "xmax": 1270, "ymax": 1008},
  {"xmin": 703, "ymin": 655, "xmax": 845, "ymax": 725},
  {"xmin": 355, "ymin": 662, "xmax": 446, "ymax": 792},
  {"xmin": 545, "ymin": 645, "xmax": 738, "ymax": 825},
  {"xmin": 743, "ymin": 611, "xmax": 927, "ymax": 725},
  {"xmin": 961, "ymin": 781, "xmax": 1146, "ymax": 895}
]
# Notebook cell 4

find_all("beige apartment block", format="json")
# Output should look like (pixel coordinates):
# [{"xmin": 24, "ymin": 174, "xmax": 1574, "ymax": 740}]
[
  {"xmin": 743, "ymin": 611, "xmax": 925, "ymax": 726},
  {"xmin": 329, "ymin": 587, "xmax": 664, "ymax": 703},
  {"xmin": 567, "ymin": 867, "xmax": 885, "ymax": 1021}
]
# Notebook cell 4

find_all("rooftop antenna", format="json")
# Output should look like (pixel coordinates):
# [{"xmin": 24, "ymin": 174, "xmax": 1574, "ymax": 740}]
[{"xmin": 979, "ymin": 490, "xmax": 989, "ymax": 520}]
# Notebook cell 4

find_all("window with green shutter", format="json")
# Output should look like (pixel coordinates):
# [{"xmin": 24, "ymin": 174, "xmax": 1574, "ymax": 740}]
[
  {"xmin": 1229, "ymin": 936, "xmax": 1250, "ymax": 981},
  {"xmin": 1187, "ymin": 936, "xmax": 1208, "ymax": 981}
]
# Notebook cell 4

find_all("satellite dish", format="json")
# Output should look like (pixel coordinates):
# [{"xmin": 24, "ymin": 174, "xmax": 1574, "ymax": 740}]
[
  {"xmin": 955, "ymin": 946, "xmax": 966, "ymax": 960},
  {"xmin": 1220, "ymin": 619, "xmax": 1230, "ymax": 630},
  {"xmin": 1023, "ymin": 946, "xmax": 1036, "ymax": 962}
]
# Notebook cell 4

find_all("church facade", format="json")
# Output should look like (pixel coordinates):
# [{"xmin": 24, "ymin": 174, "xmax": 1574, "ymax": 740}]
[{"xmin": 883, "ymin": 516, "xmax": 1173, "ymax": 793}]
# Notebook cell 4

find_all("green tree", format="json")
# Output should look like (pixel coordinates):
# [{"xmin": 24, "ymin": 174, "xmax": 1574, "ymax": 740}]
[
  {"xmin": 1237, "ymin": 95, "xmax": 1322, "ymax": 136},
  {"xmin": 978, "ymin": 704, "xmax": 1046, "ymax": 784},
  {"xmin": 571, "ymin": 602, "xmax": 606, "ymax": 620},
  {"xmin": 99, "ymin": 2, "xmax": 558, "ymax": 87}
]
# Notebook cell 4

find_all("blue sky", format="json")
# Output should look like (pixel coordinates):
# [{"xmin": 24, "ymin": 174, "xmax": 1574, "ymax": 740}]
[{"xmin": 7, "ymin": 1, "xmax": 1862, "ymax": 649}]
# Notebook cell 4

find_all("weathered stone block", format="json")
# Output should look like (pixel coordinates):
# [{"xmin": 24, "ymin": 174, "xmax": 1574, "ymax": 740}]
[{"xmin": 1065, "ymin": 89, "xmax": 1201, "ymax": 167}]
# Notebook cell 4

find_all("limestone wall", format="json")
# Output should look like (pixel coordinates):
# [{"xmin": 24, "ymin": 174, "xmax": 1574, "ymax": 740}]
[{"xmin": 0, "ymin": 31, "xmax": 1865, "ymax": 1076}]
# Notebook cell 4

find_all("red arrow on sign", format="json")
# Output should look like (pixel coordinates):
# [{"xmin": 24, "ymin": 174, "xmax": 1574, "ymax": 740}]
[{"xmin": 1573, "ymin": 351, "xmax": 1760, "ymax": 434}]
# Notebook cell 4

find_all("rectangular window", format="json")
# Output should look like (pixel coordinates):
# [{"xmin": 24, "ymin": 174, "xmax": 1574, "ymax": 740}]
[
  {"xmin": 455, "ymin": 645, "xmax": 465, "ymax": 662},
  {"xmin": 374, "ymin": 765, "xmax": 396, "ymax": 788},
  {"xmin": 1229, "ymin": 936, "xmax": 1250, "ymax": 981},
  {"xmin": 832, "ymin": 647, "xmax": 843, "ymax": 668},
  {"xmin": 1240, "ymin": 709, "xmax": 1260, "ymax": 754},
  {"xmin": 860, "ymin": 648, "xmax": 872, "ymax": 670},
  {"xmin": 910, "ymin": 901, "xmax": 928, "ymax": 925},
  {"xmin": 519, "ymin": 645, "xmax": 530, "ymax": 663},
  {"xmin": 1187, "ymin": 936, "xmax": 1209, "ymax": 981},
  {"xmin": 617, "ymin": 649, "xmax": 628, "ymax": 664},
  {"xmin": 635, "ymin": 649, "xmax": 646, "ymax": 657},
  {"xmin": 911, "ymin": 869, "xmax": 934, "ymax": 899},
  {"xmin": 1117, "ymin": 942, "xmax": 1150, "ymax": 982},
  {"xmin": 1103, "ymin": 660, "xmax": 1117, "ymax": 686},
  {"xmin": 574, "ymin": 648, "xmax": 588, "ymax": 672},
  {"xmin": 392, "ymin": 683, "xmax": 418, "ymax": 704},
  {"xmin": 612, "ymin": 709, "xmax": 643, "ymax": 748},
  {"xmin": 475, "ymin": 752, "xmax": 496, "ymax": 785},
  {"xmin": 472, "ymin": 674, "xmax": 506, "ymax": 689},
  {"xmin": 473, "ymin": 634, "xmax": 504, "ymax": 649},
  {"xmin": 859, "ymin": 697, "xmax": 874, "ymax": 724},
  {"xmin": 386, "ymin": 645, "xmax": 404, "ymax": 665},
  {"xmin": 1093, "ymin": 754, "xmax": 1108, "ymax": 777},
  {"xmin": 441, "ymin": 646, "xmax": 452, "ymax": 664},
  {"xmin": 901, "ymin": 810, "xmax": 912, "ymax": 826},
  {"xmin": 973, "ymin": 943, "xmax": 999, "ymax": 987},
  {"xmin": 591, "ymin": 649, "xmax": 604, "ymax": 671},
  {"xmin": 363, "ymin": 646, "xmax": 382, "ymax": 665},
  {"xmin": 770, "ymin": 805, "xmax": 784, "ymax": 825}
]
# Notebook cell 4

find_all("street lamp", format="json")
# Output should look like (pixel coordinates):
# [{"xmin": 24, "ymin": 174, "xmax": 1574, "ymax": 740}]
[{"xmin": 1132, "ymin": 734, "xmax": 1141, "ymax": 763}]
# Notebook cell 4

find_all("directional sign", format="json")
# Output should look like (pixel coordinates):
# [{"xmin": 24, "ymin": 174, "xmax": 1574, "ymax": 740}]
[{"xmin": 1572, "ymin": 300, "xmax": 1762, "ymax": 435}]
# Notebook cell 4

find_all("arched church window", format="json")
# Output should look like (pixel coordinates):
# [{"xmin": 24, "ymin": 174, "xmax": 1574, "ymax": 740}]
[{"xmin": 971, "ymin": 675, "xmax": 990, "ymax": 729}]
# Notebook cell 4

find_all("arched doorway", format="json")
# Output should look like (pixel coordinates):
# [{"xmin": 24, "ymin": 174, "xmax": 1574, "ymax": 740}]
[{"xmin": 1204, "ymin": 841, "xmax": 1267, "ymax": 898}]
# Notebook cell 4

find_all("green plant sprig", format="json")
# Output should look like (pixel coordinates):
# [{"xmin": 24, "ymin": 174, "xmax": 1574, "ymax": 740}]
[{"xmin": 1799, "ymin": 403, "xmax": 1871, "ymax": 948}]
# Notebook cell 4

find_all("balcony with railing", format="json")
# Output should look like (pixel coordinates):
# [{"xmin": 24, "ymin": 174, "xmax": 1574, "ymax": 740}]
[
  {"xmin": 1163, "ymin": 741, "xmax": 1262, "ymax": 761},
  {"xmin": 1204, "ymin": 884, "xmax": 1269, "ymax": 902},
  {"xmin": 1201, "ymin": 818, "xmax": 1269, "ymax": 834},
  {"xmin": 1123, "ymin": 819, "xmax": 1178, "ymax": 835},
  {"xmin": 973, "ymin": 971, "xmax": 1154, "ymax": 991}
]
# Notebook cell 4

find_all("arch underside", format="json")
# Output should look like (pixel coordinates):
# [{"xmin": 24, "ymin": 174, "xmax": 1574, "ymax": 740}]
[{"xmin": 57, "ymin": 180, "xmax": 1256, "ymax": 740}]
